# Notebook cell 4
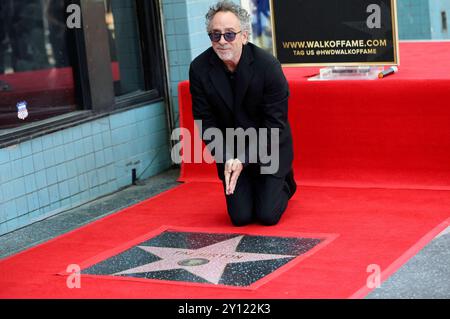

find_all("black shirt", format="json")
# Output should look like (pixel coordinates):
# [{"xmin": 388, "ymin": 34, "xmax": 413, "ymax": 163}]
[{"xmin": 224, "ymin": 67, "xmax": 236, "ymax": 96}]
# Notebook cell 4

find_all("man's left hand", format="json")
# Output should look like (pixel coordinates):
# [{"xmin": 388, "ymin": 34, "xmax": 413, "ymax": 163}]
[{"xmin": 224, "ymin": 159, "xmax": 243, "ymax": 195}]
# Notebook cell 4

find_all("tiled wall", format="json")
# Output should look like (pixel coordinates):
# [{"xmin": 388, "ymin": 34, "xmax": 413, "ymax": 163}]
[
  {"xmin": 0, "ymin": 102, "xmax": 171, "ymax": 235},
  {"xmin": 161, "ymin": 0, "xmax": 214, "ymax": 127},
  {"xmin": 397, "ymin": 0, "xmax": 432, "ymax": 39},
  {"xmin": 429, "ymin": 0, "xmax": 450, "ymax": 39}
]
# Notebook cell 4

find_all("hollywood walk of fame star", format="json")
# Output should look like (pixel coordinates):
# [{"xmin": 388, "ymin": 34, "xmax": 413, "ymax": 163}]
[{"xmin": 113, "ymin": 235, "xmax": 295, "ymax": 284}]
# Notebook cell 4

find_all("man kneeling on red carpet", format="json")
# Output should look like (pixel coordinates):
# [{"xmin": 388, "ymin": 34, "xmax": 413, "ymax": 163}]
[{"xmin": 189, "ymin": 0, "xmax": 296, "ymax": 226}]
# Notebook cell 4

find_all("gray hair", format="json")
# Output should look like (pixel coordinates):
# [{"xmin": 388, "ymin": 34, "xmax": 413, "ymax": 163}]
[{"xmin": 205, "ymin": 0, "xmax": 251, "ymax": 34}]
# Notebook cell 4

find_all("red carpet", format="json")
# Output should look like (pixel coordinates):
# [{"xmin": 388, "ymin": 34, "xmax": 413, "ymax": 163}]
[
  {"xmin": 179, "ymin": 42, "xmax": 450, "ymax": 188},
  {"xmin": 1, "ymin": 42, "xmax": 450, "ymax": 299}
]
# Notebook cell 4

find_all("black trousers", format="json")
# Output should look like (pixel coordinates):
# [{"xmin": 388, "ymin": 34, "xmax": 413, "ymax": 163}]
[{"xmin": 222, "ymin": 164, "xmax": 291, "ymax": 226}]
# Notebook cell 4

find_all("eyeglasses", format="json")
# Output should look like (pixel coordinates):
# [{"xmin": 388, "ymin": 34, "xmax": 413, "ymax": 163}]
[{"xmin": 208, "ymin": 31, "xmax": 242, "ymax": 42}]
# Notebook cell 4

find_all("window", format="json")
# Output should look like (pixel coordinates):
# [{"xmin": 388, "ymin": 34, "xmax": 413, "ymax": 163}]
[
  {"xmin": 0, "ymin": 0, "xmax": 79, "ymax": 130},
  {"xmin": 248, "ymin": 0, "xmax": 273, "ymax": 52},
  {"xmin": 105, "ymin": 0, "xmax": 145, "ymax": 97},
  {"xmin": 104, "ymin": 0, "xmax": 167, "ymax": 105}
]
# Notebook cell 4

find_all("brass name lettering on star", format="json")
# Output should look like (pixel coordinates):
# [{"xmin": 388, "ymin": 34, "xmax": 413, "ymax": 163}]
[{"xmin": 173, "ymin": 250, "xmax": 244, "ymax": 259}]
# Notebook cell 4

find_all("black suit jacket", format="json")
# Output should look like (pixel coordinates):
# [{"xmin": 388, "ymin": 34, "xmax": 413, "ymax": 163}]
[{"xmin": 189, "ymin": 42, "xmax": 293, "ymax": 180}]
